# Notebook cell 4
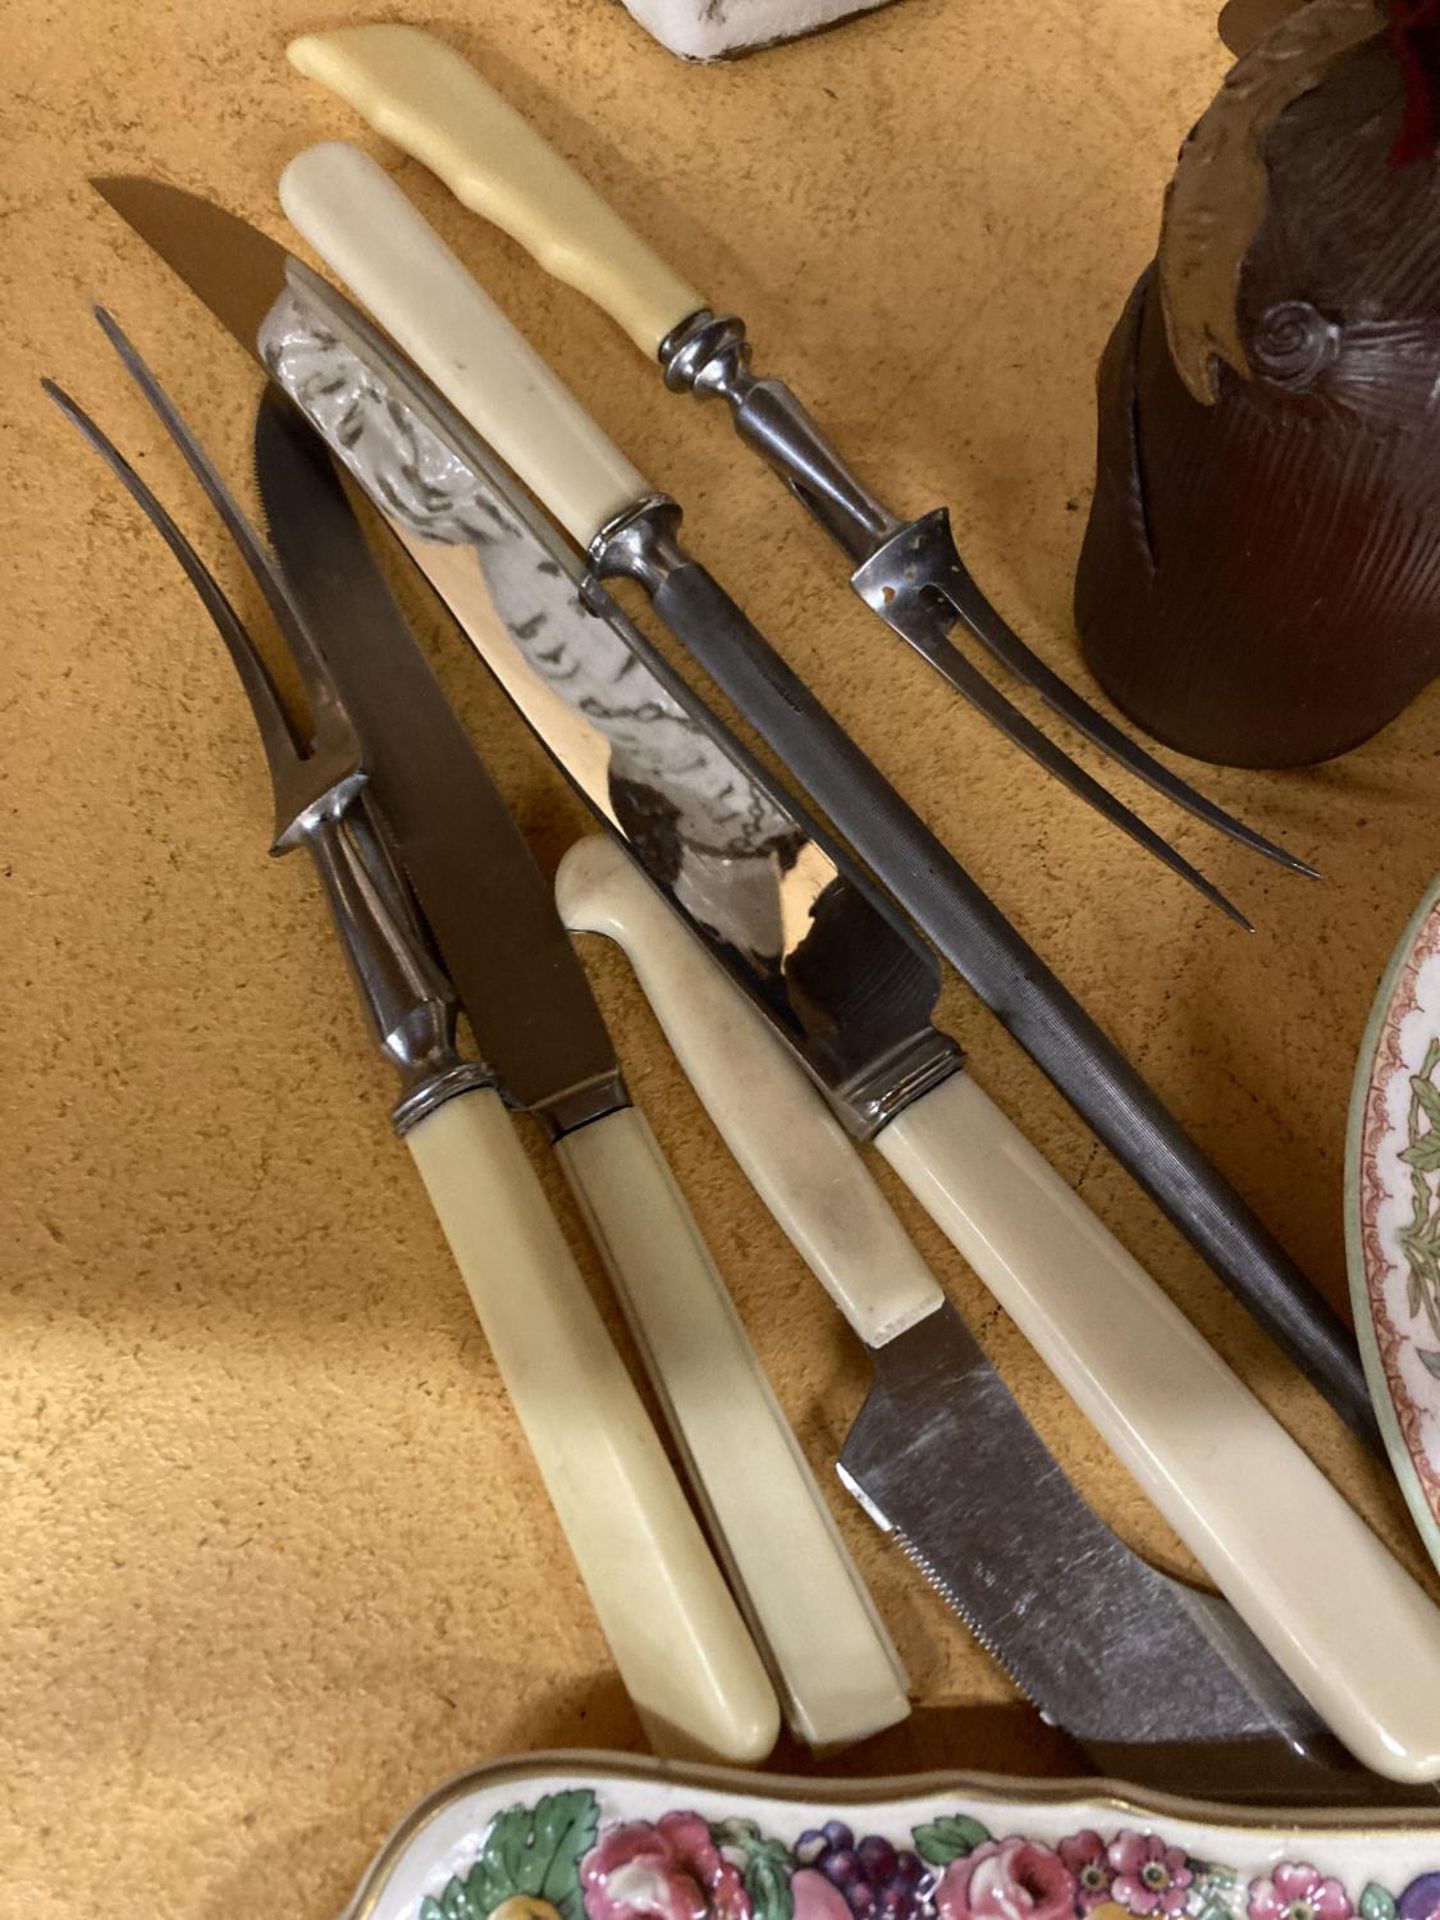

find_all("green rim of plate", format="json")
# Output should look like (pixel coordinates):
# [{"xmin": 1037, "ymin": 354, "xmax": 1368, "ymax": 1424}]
[{"xmin": 1344, "ymin": 868, "xmax": 1440, "ymax": 1575}]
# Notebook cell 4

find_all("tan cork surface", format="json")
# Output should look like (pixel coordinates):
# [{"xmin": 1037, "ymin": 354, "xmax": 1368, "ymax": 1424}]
[{"xmin": 4, "ymin": 1, "xmax": 1438, "ymax": 1913}]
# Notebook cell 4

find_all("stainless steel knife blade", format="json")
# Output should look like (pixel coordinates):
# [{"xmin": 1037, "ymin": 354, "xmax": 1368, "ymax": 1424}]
[
  {"xmin": 97, "ymin": 178, "xmax": 1440, "ymax": 1794},
  {"xmin": 282, "ymin": 144, "xmax": 1389, "ymax": 1459},
  {"xmin": 46, "ymin": 332, "xmax": 789, "ymax": 1770},
  {"xmin": 554, "ymin": 834, "xmax": 1440, "ymax": 1806},
  {"xmin": 836, "ymin": 1302, "xmax": 1368, "ymax": 1803},
  {"xmin": 251, "ymin": 389, "xmax": 622, "ymax": 1129},
  {"xmin": 258, "ymin": 362, "xmax": 1350, "ymax": 1781},
  {"xmin": 254, "ymin": 257, "xmax": 1440, "ymax": 1796},
  {"xmin": 88, "ymin": 291, "xmax": 938, "ymax": 1756},
  {"xmin": 92, "ymin": 173, "xmax": 952, "ymax": 1117},
  {"xmin": 618, "ymin": 529, "xmax": 1381, "ymax": 1435}
]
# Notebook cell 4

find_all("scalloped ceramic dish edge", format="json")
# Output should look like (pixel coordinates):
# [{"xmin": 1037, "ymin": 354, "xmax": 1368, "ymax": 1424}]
[
  {"xmin": 1345, "ymin": 870, "xmax": 1440, "ymax": 1575},
  {"xmin": 340, "ymin": 1750, "xmax": 1440, "ymax": 1920}
]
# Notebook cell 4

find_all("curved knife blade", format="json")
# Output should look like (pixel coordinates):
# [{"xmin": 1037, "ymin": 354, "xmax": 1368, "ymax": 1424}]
[
  {"xmin": 254, "ymin": 300, "xmax": 1345, "ymax": 1778},
  {"xmin": 92, "ymin": 174, "xmax": 1382, "ymax": 1447}
]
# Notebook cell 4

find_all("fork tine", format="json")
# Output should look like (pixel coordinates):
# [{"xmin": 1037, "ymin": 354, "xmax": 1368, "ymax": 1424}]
[
  {"xmin": 41, "ymin": 377, "xmax": 305, "ymax": 794},
  {"xmin": 89, "ymin": 305, "xmax": 353, "ymax": 759}
]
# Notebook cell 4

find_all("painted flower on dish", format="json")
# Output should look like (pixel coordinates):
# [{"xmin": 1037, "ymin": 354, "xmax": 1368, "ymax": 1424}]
[
  {"xmin": 1058, "ymin": 1833, "xmax": 1115, "ymax": 1912},
  {"xmin": 581, "ymin": 1813, "xmax": 752, "ymax": 1920},
  {"xmin": 934, "ymin": 1838, "xmax": 1076, "ymax": 1920},
  {"xmin": 415, "ymin": 1783, "xmax": 1432, "ymax": 1920},
  {"xmin": 1248, "ymin": 1865, "xmax": 1353, "ymax": 1920},
  {"xmin": 1106, "ymin": 1833, "xmax": 1193, "ymax": 1917}
]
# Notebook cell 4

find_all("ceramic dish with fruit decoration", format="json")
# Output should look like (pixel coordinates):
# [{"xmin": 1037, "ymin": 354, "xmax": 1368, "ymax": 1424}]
[
  {"xmin": 1346, "ymin": 872, "xmax": 1440, "ymax": 1575},
  {"xmin": 340, "ymin": 1754, "xmax": 1440, "ymax": 1920}
]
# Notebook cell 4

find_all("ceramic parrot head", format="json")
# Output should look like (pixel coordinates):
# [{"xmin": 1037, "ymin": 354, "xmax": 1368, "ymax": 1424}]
[
  {"xmin": 1074, "ymin": 0, "xmax": 1440, "ymax": 768},
  {"xmin": 1166, "ymin": 0, "xmax": 1440, "ymax": 403}
]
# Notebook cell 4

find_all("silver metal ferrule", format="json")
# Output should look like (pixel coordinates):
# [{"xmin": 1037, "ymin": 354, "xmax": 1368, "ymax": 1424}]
[
  {"xmin": 529, "ymin": 1070, "xmax": 631, "ymax": 1143},
  {"xmin": 658, "ymin": 309, "xmax": 753, "ymax": 399},
  {"xmin": 589, "ymin": 494, "xmax": 689, "ymax": 596},
  {"xmin": 839, "ymin": 1030, "xmax": 966, "ymax": 1140},
  {"xmin": 391, "ymin": 1060, "xmax": 496, "ymax": 1137},
  {"xmin": 657, "ymin": 309, "xmax": 902, "ymax": 565}
]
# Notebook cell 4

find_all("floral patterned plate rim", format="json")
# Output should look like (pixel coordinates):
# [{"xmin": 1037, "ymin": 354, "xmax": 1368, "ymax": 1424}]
[
  {"xmin": 339, "ymin": 1750, "xmax": 1440, "ymax": 1920},
  {"xmin": 1345, "ymin": 870, "xmax": 1440, "ymax": 1575}
]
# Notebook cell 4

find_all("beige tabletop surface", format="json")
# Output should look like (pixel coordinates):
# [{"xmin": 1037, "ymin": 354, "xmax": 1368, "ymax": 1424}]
[{"xmin": 6, "ymin": 0, "xmax": 1440, "ymax": 1914}]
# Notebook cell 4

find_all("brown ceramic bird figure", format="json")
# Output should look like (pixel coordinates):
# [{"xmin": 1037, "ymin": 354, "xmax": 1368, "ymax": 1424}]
[{"xmin": 1076, "ymin": 0, "xmax": 1440, "ymax": 767}]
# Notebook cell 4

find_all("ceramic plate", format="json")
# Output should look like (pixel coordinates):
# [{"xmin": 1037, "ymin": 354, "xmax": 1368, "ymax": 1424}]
[
  {"xmin": 1346, "ymin": 871, "xmax": 1440, "ymax": 1568},
  {"xmin": 341, "ymin": 1753, "xmax": 1440, "ymax": 1920}
]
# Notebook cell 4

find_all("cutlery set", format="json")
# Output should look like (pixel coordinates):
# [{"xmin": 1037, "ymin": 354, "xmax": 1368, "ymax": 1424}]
[
  {"xmin": 264, "ymin": 136, "xmax": 1378, "ymax": 1449},
  {"xmin": 45, "ymin": 21, "xmax": 1440, "ymax": 1808}
]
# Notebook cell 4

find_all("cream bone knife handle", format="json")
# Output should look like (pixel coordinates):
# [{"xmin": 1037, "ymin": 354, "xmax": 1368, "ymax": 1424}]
[
  {"xmin": 554, "ymin": 1105, "xmax": 909, "ymax": 1750},
  {"xmin": 287, "ymin": 25, "xmax": 701, "ymax": 357},
  {"xmin": 279, "ymin": 142, "xmax": 646, "ymax": 548},
  {"xmin": 554, "ymin": 838, "xmax": 1440, "ymax": 1788},
  {"xmin": 556, "ymin": 838, "xmax": 946, "ymax": 1349},
  {"xmin": 403, "ymin": 1082, "xmax": 779, "ymax": 1764}
]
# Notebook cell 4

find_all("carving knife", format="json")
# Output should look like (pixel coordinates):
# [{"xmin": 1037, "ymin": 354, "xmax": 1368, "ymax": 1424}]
[
  {"xmin": 263, "ymin": 142, "xmax": 1381, "ymax": 1451},
  {"xmin": 283, "ymin": 22, "xmax": 1319, "ymax": 904},
  {"xmin": 81, "ymin": 173, "xmax": 1440, "ymax": 1788}
]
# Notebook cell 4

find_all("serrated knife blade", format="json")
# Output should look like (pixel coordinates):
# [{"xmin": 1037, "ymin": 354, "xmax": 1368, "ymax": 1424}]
[{"xmin": 844, "ymin": 1309, "xmax": 1318, "ymax": 1771}]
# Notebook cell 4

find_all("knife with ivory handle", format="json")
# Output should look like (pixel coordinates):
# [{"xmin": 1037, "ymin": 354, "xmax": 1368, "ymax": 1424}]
[
  {"xmin": 79, "ymin": 177, "xmax": 917, "ymax": 1759},
  {"xmin": 554, "ymin": 837, "xmax": 1440, "ymax": 1800},
  {"xmin": 273, "ymin": 135, "xmax": 1378, "ymax": 1455},
  {"xmin": 268, "ymin": 143, "xmax": 1440, "ymax": 1785}
]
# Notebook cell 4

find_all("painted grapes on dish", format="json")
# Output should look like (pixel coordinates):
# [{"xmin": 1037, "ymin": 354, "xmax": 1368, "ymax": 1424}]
[{"xmin": 413, "ymin": 1789, "xmax": 1439, "ymax": 1920}]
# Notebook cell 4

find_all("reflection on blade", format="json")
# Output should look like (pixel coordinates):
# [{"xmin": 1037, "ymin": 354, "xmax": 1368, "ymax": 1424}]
[
  {"xmin": 250, "ymin": 271, "xmax": 1374, "ymax": 1774},
  {"xmin": 94, "ymin": 176, "xmax": 292, "ymax": 349}
]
